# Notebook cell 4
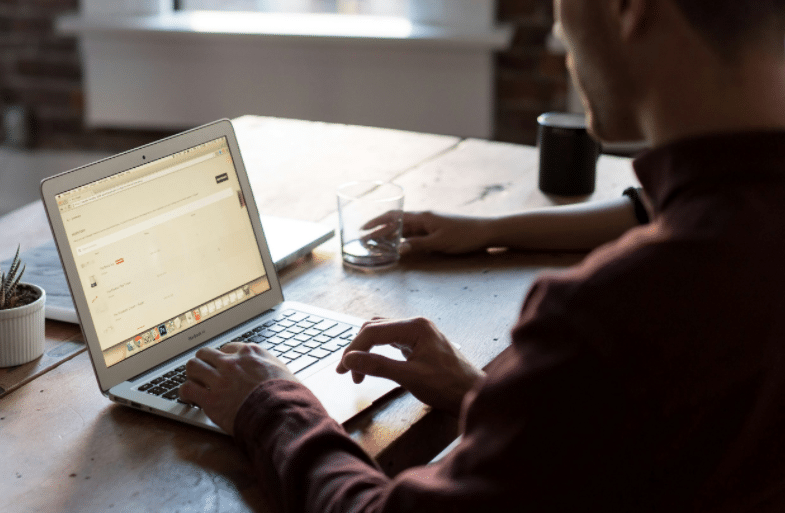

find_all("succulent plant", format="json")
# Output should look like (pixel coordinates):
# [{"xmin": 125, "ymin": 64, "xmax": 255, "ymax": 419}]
[{"xmin": 0, "ymin": 246, "xmax": 26, "ymax": 310}]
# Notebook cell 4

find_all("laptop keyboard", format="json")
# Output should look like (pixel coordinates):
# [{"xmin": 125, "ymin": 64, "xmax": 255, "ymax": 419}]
[{"xmin": 137, "ymin": 309, "xmax": 359, "ymax": 402}]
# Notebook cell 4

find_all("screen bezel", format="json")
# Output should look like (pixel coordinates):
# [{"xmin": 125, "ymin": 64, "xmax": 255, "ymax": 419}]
[{"xmin": 41, "ymin": 119, "xmax": 284, "ymax": 392}]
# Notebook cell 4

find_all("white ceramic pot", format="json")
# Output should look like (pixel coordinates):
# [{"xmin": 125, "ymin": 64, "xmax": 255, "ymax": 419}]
[{"xmin": 0, "ymin": 284, "xmax": 46, "ymax": 367}]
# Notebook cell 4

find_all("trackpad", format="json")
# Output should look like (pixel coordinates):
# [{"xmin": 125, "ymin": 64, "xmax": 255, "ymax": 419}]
[{"xmin": 303, "ymin": 345, "xmax": 403, "ymax": 424}]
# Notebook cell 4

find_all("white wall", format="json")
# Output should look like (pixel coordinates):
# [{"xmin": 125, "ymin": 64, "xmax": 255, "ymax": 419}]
[{"xmin": 66, "ymin": 2, "xmax": 510, "ymax": 138}]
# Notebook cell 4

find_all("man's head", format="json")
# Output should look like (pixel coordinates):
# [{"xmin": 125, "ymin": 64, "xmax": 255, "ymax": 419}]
[{"xmin": 554, "ymin": 0, "xmax": 785, "ymax": 145}]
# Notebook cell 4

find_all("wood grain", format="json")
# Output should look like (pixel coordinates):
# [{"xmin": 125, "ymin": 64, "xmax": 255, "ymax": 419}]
[
  {"xmin": 232, "ymin": 115, "xmax": 460, "ymax": 222},
  {"xmin": 0, "ymin": 321, "xmax": 84, "ymax": 398},
  {"xmin": 0, "ymin": 351, "xmax": 271, "ymax": 513}
]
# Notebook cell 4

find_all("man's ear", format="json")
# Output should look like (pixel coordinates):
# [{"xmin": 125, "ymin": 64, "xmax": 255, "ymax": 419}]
[{"xmin": 616, "ymin": 0, "xmax": 650, "ymax": 41}]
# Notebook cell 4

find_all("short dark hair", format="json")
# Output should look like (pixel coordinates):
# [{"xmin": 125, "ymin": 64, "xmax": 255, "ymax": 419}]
[{"xmin": 672, "ymin": 0, "xmax": 785, "ymax": 53}]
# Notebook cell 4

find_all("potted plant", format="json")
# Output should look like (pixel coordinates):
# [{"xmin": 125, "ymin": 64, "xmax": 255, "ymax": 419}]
[{"xmin": 0, "ymin": 246, "xmax": 46, "ymax": 367}]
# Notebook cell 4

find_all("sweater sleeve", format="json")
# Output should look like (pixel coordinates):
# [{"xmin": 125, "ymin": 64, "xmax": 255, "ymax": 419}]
[
  {"xmin": 233, "ymin": 379, "xmax": 390, "ymax": 513},
  {"xmin": 231, "ymin": 285, "xmax": 617, "ymax": 513},
  {"xmin": 232, "ymin": 371, "xmax": 567, "ymax": 513}
]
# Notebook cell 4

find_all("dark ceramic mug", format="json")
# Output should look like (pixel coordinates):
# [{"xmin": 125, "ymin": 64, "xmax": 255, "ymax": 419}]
[{"xmin": 537, "ymin": 112, "xmax": 601, "ymax": 196}]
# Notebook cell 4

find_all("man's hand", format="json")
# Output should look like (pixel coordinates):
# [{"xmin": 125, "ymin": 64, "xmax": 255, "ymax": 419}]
[
  {"xmin": 336, "ymin": 317, "xmax": 485, "ymax": 416},
  {"xmin": 179, "ymin": 343, "xmax": 298, "ymax": 435},
  {"xmin": 363, "ymin": 211, "xmax": 491, "ymax": 256},
  {"xmin": 398, "ymin": 212, "xmax": 491, "ymax": 255}
]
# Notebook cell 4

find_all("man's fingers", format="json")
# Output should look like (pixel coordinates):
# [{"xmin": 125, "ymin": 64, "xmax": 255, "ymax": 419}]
[
  {"xmin": 361, "ymin": 210, "xmax": 401, "ymax": 230},
  {"xmin": 360, "ymin": 223, "xmax": 399, "ymax": 243},
  {"xmin": 194, "ymin": 346, "xmax": 226, "ymax": 366},
  {"xmin": 186, "ymin": 355, "xmax": 221, "ymax": 386},
  {"xmin": 400, "ymin": 212, "xmax": 430, "ymax": 237},
  {"xmin": 399, "ymin": 234, "xmax": 437, "ymax": 255},
  {"xmin": 341, "ymin": 351, "xmax": 413, "ymax": 386},
  {"xmin": 178, "ymin": 379, "xmax": 209, "ymax": 406},
  {"xmin": 219, "ymin": 342, "xmax": 246, "ymax": 354},
  {"xmin": 336, "ymin": 321, "xmax": 402, "ymax": 373}
]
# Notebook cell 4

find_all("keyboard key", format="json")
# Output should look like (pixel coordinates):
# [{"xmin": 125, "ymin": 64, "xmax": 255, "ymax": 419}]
[
  {"xmin": 148, "ymin": 386, "xmax": 166, "ymax": 395},
  {"xmin": 138, "ymin": 383, "xmax": 153, "ymax": 392},
  {"xmin": 336, "ymin": 338, "xmax": 351, "ymax": 347},
  {"xmin": 163, "ymin": 370, "xmax": 178, "ymax": 378},
  {"xmin": 314, "ymin": 335, "xmax": 331, "ymax": 344},
  {"xmin": 288, "ymin": 326, "xmax": 305, "ymax": 334},
  {"xmin": 303, "ymin": 340, "xmax": 321, "ymax": 349},
  {"xmin": 242, "ymin": 331, "xmax": 255, "ymax": 338},
  {"xmin": 278, "ymin": 320, "xmax": 295, "ymax": 328},
  {"xmin": 162, "ymin": 389, "xmax": 180, "ymax": 401},
  {"xmin": 294, "ymin": 334, "xmax": 311, "ymax": 342},
  {"xmin": 292, "ymin": 345, "xmax": 310, "ymax": 354},
  {"xmin": 175, "ymin": 365, "xmax": 186, "ymax": 371},
  {"xmin": 308, "ymin": 348, "xmax": 330, "ymax": 359},
  {"xmin": 297, "ymin": 320, "xmax": 316, "ymax": 328},
  {"xmin": 282, "ymin": 310, "xmax": 296, "ymax": 317},
  {"xmin": 283, "ymin": 350, "xmax": 301, "ymax": 359},
  {"xmin": 287, "ymin": 355, "xmax": 318, "ymax": 374},
  {"xmin": 151, "ymin": 377, "xmax": 165, "ymax": 385},
  {"xmin": 263, "ymin": 320, "xmax": 276, "ymax": 327},
  {"xmin": 270, "ymin": 348, "xmax": 282, "ymax": 357},
  {"xmin": 160, "ymin": 380, "xmax": 179, "ymax": 390},
  {"xmin": 257, "ymin": 341, "xmax": 275, "ymax": 350},
  {"xmin": 278, "ymin": 331, "xmax": 296, "ymax": 340},
  {"xmin": 288, "ymin": 312, "xmax": 308, "ymax": 322},
  {"xmin": 253, "ymin": 326, "xmax": 265, "ymax": 333},
  {"xmin": 283, "ymin": 339, "xmax": 300, "ymax": 348},
  {"xmin": 322, "ymin": 341, "xmax": 342, "ymax": 352},
  {"xmin": 268, "ymin": 325, "xmax": 286, "ymax": 333},
  {"xmin": 324, "ymin": 323, "xmax": 352, "ymax": 337},
  {"xmin": 248, "ymin": 335, "xmax": 268, "ymax": 344},
  {"xmin": 306, "ymin": 316, "xmax": 324, "ymax": 323},
  {"xmin": 314, "ymin": 320, "xmax": 337, "ymax": 331}
]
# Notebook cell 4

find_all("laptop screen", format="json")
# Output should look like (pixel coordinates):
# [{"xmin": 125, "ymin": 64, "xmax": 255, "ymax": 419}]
[{"xmin": 54, "ymin": 136, "xmax": 269, "ymax": 367}]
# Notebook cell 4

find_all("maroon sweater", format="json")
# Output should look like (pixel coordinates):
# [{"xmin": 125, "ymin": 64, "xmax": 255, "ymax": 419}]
[{"xmin": 235, "ymin": 132, "xmax": 785, "ymax": 512}]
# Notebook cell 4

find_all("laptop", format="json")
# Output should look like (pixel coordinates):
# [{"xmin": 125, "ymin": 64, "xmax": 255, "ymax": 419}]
[{"xmin": 40, "ymin": 119, "xmax": 400, "ymax": 432}]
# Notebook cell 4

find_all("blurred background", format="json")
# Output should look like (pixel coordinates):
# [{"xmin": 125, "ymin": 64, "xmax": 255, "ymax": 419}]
[{"xmin": 0, "ymin": 0, "xmax": 570, "ymax": 216}]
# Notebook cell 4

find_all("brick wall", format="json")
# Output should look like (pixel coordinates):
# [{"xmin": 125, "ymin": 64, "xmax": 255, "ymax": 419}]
[
  {"xmin": 0, "ymin": 0, "xmax": 174, "ymax": 151},
  {"xmin": 495, "ymin": 0, "xmax": 567, "ymax": 145},
  {"xmin": 0, "ymin": 0, "xmax": 566, "ymax": 151}
]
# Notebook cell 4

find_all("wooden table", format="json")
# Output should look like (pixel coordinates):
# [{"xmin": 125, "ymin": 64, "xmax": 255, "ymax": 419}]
[{"xmin": 0, "ymin": 115, "xmax": 638, "ymax": 513}]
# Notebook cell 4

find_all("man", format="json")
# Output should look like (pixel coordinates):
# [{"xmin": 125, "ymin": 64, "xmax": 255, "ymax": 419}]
[{"xmin": 180, "ymin": 0, "xmax": 785, "ymax": 510}]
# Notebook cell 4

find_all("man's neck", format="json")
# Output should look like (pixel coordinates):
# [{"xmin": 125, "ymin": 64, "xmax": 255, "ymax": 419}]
[{"xmin": 641, "ymin": 47, "xmax": 785, "ymax": 147}]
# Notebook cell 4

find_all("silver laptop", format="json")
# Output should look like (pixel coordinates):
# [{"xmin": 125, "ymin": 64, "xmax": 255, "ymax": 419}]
[{"xmin": 40, "ymin": 119, "xmax": 400, "ymax": 432}]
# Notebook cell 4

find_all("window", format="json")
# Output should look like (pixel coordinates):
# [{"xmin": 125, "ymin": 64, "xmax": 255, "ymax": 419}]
[
  {"xmin": 174, "ymin": 0, "xmax": 494, "ymax": 30},
  {"xmin": 178, "ymin": 0, "xmax": 409, "ymax": 17}
]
